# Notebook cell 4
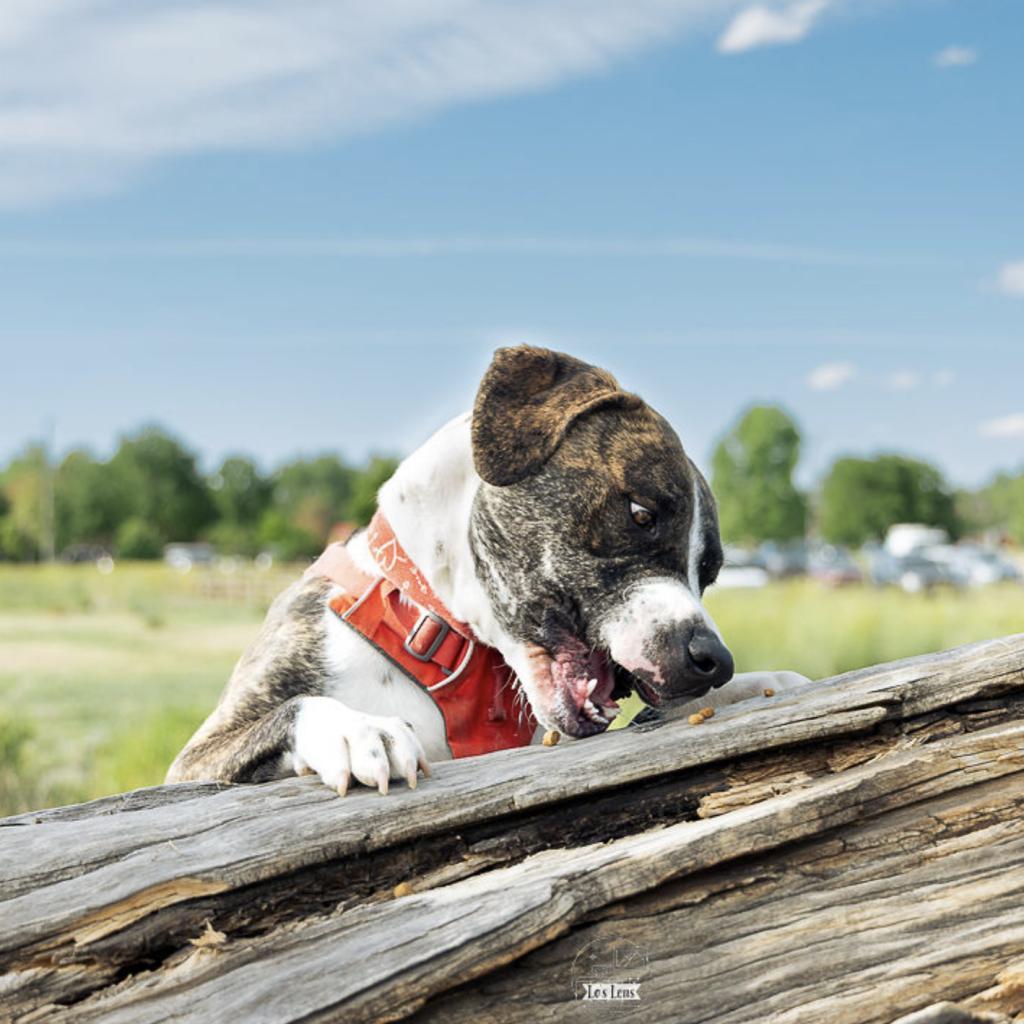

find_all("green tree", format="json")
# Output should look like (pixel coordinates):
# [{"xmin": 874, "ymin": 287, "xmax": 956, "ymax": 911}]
[
  {"xmin": 107, "ymin": 427, "xmax": 216, "ymax": 544},
  {"xmin": 0, "ymin": 445, "xmax": 46, "ymax": 560},
  {"xmin": 116, "ymin": 516, "xmax": 163, "ymax": 559},
  {"xmin": 207, "ymin": 456, "xmax": 271, "ymax": 555},
  {"xmin": 55, "ymin": 450, "xmax": 121, "ymax": 551},
  {"xmin": 711, "ymin": 406, "xmax": 807, "ymax": 544},
  {"xmin": 968, "ymin": 471, "xmax": 1024, "ymax": 544},
  {"xmin": 347, "ymin": 456, "xmax": 399, "ymax": 526},
  {"xmin": 268, "ymin": 455, "xmax": 354, "ymax": 544},
  {"xmin": 211, "ymin": 457, "xmax": 271, "ymax": 526},
  {"xmin": 818, "ymin": 455, "xmax": 958, "ymax": 546},
  {"xmin": 257, "ymin": 510, "xmax": 322, "ymax": 561}
]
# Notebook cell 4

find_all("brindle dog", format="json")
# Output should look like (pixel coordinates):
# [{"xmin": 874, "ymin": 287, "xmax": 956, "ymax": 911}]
[{"xmin": 169, "ymin": 346, "xmax": 806, "ymax": 795}]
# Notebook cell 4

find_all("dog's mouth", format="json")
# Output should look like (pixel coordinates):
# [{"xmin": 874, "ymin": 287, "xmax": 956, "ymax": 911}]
[{"xmin": 524, "ymin": 636, "xmax": 659, "ymax": 739}]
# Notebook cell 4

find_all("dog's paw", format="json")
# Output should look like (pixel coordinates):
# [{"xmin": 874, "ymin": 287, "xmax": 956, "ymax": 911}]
[{"xmin": 292, "ymin": 696, "xmax": 431, "ymax": 796}]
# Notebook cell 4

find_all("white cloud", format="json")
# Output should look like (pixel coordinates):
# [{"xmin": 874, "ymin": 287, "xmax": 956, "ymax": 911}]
[
  {"xmin": 979, "ymin": 414, "xmax": 1024, "ymax": 440},
  {"xmin": 717, "ymin": 0, "xmax": 831, "ymax": 54},
  {"xmin": 806, "ymin": 361, "xmax": 856, "ymax": 391},
  {"xmin": 0, "ymin": 0, "xmax": 758, "ymax": 208},
  {"xmin": 0, "ymin": 234, "xmax": 884, "ymax": 267},
  {"xmin": 996, "ymin": 261, "xmax": 1024, "ymax": 296},
  {"xmin": 932, "ymin": 45, "xmax": 977, "ymax": 69},
  {"xmin": 884, "ymin": 370, "xmax": 920, "ymax": 391},
  {"xmin": 932, "ymin": 369, "xmax": 955, "ymax": 388}
]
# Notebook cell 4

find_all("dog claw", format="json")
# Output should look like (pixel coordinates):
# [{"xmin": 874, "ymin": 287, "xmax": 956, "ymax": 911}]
[{"xmin": 336, "ymin": 771, "xmax": 350, "ymax": 798}]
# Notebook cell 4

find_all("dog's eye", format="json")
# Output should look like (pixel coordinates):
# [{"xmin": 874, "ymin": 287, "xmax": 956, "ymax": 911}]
[{"xmin": 629, "ymin": 500, "xmax": 656, "ymax": 531}]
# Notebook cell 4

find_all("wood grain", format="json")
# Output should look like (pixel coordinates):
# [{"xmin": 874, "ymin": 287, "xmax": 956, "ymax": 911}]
[{"xmin": 2, "ymin": 633, "xmax": 1023, "ymax": 1023}]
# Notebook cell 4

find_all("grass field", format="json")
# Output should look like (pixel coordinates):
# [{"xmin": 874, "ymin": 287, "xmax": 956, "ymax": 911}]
[{"xmin": 2, "ymin": 562, "xmax": 1023, "ymax": 815}]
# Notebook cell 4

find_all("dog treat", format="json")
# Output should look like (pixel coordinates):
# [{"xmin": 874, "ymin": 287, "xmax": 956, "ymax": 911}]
[
  {"xmin": 700, "ymin": 707, "xmax": 715, "ymax": 719},
  {"xmin": 392, "ymin": 881, "xmax": 414, "ymax": 898},
  {"xmin": 688, "ymin": 713, "xmax": 705, "ymax": 726},
  {"xmin": 542, "ymin": 729, "xmax": 561, "ymax": 746},
  {"xmin": 764, "ymin": 688, "xmax": 776, "ymax": 698}
]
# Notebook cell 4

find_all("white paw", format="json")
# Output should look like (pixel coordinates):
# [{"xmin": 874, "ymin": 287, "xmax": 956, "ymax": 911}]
[{"xmin": 292, "ymin": 696, "xmax": 431, "ymax": 796}]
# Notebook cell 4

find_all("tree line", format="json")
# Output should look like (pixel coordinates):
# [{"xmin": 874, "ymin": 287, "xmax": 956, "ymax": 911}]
[
  {"xmin": 0, "ymin": 412, "xmax": 1020, "ymax": 563},
  {"xmin": 712, "ymin": 405, "xmax": 1024, "ymax": 547},
  {"xmin": 0, "ymin": 427, "xmax": 398, "ymax": 562}
]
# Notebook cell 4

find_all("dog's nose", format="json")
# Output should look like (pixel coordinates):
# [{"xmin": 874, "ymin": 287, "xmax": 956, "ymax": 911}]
[{"xmin": 685, "ymin": 629, "xmax": 734, "ymax": 689}]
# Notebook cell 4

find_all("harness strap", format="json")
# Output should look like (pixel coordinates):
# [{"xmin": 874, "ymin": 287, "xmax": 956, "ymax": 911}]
[{"xmin": 305, "ymin": 512, "xmax": 537, "ymax": 758}]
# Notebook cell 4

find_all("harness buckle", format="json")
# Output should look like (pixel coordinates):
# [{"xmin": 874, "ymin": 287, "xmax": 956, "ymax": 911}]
[{"xmin": 403, "ymin": 610, "xmax": 451, "ymax": 663}]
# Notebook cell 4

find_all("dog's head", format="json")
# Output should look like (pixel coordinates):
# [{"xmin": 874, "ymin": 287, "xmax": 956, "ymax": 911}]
[{"xmin": 470, "ymin": 345, "xmax": 733, "ymax": 738}]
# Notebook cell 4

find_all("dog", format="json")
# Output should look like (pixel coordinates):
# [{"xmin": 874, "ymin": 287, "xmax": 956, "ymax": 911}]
[{"xmin": 168, "ymin": 346, "xmax": 808, "ymax": 795}]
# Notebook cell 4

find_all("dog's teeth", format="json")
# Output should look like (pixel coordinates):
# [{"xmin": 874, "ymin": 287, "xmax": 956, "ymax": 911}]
[
  {"xmin": 586, "ymin": 678, "xmax": 598, "ymax": 698},
  {"xmin": 584, "ymin": 698, "xmax": 597, "ymax": 713}
]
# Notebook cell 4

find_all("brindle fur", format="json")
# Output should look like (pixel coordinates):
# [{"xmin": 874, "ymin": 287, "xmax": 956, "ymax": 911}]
[
  {"xmin": 167, "ymin": 576, "xmax": 331, "ymax": 783},
  {"xmin": 470, "ymin": 402, "xmax": 723, "ymax": 668},
  {"xmin": 169, "ymin": 345, "xmax": 725, "ymax": 783}
]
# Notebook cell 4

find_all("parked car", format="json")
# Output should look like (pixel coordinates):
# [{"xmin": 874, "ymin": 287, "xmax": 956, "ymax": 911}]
[
  {"xmin": 164, "ymin": 542, "xmax": 217, "ymax": 572},
  {"xmin": 717, "ymin": 546, "xmax": 771, "ymax": 589},
  {"xmin": 923, "ymin": 544, "xmax": 1022, "ymax": 588},
  {"xmin": 867, "ymin": 548, "xmax": 959, "ymax": 593},
  {"xmin": 884, "ymin": 524, "xmax": 949, "ymax": 558},
  {"xmin": 758, "ymin": 540, "xmax": 809, "ymax": 579},
  {"xmin": 808, "ymin": 544, "xmax": 862, "ymax": 587}
]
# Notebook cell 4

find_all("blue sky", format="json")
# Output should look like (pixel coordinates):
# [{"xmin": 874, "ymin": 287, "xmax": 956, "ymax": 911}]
[{"xmin": 0, "ymin": 0, "xmax": 1021, "ymax": 488}]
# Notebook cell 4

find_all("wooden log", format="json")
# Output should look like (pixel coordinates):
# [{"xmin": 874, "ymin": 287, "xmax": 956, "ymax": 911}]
[{"xmin": 1, "ymin": 634, "xmax": 1023, "ymax": 1023}]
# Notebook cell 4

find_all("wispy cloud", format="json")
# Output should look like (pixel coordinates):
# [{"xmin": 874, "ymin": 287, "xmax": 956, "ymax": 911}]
[
  {"xmin": 884, "ymin": 370, "xmax": 920, "ymax": 391},
  {"xmin": 717, "ymin": 0, "xmax": 831, "ymax": 54},
  {"xmin": 979, "ymin": 414, "xmax": 1024, "ymax": 439},
  {"xmin": 0, "ymin": 0, "xmax": 754, "ymax": 209},
  {"xmin": 806, "ymin": 361, "xmax": 856, "ymax": 391},
  {"xmin": 996, "ymin": 261, "xmax": 1024, "ymax": 296},
  {"xmin": 0, "ymin": 234, "xmax": 897, "ymax": 268},
  {"xmin": 932, "ymin": 45, "xmax": 977, "ymax": 69},
  {"xmin": 0, "ymin": 1, "xmax": 919, "ymax": 209}
]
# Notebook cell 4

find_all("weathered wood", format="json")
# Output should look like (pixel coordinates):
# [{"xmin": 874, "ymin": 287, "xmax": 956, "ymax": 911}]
[{"xmin": 1, "ymin": 634, "xmax": 1023, "ymax": 1023}]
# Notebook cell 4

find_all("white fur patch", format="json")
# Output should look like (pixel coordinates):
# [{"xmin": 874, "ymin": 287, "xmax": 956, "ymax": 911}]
[
  {"xmin": 293, "ymin": 694, "xmax": 429, "ymax": 795},
  {"xmin": 687, "ymin": 476, "xmax": 704, "ymax": 597},
  {"xmin": 320, "ymin": 602, "xmax": 451, "ymax": 763}
]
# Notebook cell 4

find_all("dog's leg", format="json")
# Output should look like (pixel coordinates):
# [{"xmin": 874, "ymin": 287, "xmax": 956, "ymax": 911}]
[
  {"xmin": 166, "ymin": 696, "xmax": 429, "ymax": 795},
  {"xmin": 166, "ymin": 575, "xmax": 430, "ymax": 795}
]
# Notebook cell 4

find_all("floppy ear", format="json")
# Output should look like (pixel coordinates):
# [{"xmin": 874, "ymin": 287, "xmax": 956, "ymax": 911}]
[{"xmin": 472, "ymin": 345, "xmax": 642, "ymax": 486}]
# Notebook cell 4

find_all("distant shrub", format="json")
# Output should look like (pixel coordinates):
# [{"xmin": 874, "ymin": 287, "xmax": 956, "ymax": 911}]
[{"xmin": 116, "ymin": 517, "xmax": 163, "ymax": 560}]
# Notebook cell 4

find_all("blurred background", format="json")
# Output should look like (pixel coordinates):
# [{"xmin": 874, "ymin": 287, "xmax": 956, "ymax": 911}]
[{"xmin": 1, "ymin": 1, "xmax": 1021, "ymax": 814}]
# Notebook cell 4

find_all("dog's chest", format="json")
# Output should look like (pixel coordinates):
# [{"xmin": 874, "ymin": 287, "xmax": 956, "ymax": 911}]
[{"xmin": 320, "ymin": 606, "xmax": 452, "ymax": 761}]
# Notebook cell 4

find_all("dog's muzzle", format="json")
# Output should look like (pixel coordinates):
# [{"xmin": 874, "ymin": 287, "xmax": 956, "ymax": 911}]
[{"xmin": 620, "ymin": 620, "xmax": 735, "ymax": 705}]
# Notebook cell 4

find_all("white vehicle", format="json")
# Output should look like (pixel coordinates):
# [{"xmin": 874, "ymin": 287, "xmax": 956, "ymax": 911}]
[{"xmin": 884, "ymin": 524, "xmax": 949, "ymax": 558}]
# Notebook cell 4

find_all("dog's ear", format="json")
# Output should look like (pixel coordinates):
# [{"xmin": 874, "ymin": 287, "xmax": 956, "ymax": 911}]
[{"xmin": 472, "ymin": 345, "xmax": 642, "ymax": 486}]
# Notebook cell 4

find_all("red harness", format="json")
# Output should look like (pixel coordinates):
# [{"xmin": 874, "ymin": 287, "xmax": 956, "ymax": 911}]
[{"xmin": 305, "ymin": 513, "xmax": 536, "ymax": 759}]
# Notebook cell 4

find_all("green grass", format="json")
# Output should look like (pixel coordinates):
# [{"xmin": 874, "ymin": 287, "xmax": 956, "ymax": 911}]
[{"xmin": 1, "ymin": 564, "xmax": 1022, "ymax": 815}]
